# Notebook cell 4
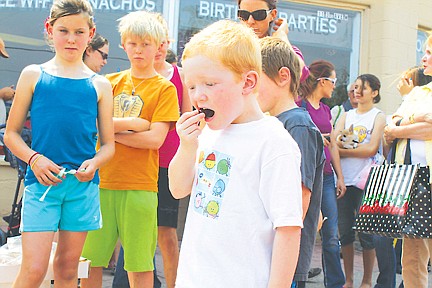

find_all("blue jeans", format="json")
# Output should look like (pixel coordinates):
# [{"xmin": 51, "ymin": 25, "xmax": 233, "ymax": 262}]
[
  {"xmin": 112, "ymin": 246, "xmax": 161, "ymax": 288},
  {"xmin": 320, "ymin": 174, "xmax": 345, "ymax": 288},
  {"xmin": 373, "ymin": 235, "xmax": 396, "ymax": 288}
]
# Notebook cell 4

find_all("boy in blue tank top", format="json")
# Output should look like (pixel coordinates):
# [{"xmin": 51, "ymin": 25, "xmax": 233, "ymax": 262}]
[{"xmin": 4, "ymin": 0, "xmax": 115, "ymax": 286}]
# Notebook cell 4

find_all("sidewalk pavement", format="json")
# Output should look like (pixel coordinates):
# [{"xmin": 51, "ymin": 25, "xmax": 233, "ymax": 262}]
[{"xmin": 102, "ymin": 236, "xmax": 429, "ymax": 288}]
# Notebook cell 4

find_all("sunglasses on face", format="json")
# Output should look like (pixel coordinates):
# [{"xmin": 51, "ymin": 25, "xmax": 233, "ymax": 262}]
[
  {"xmin": 96, "ymin": 49, "xmax": 108, "ymax": 60},
  {"xmin": 317, "ymin": 77, "xmax": 337, "ymax": 86},
  {"xmin": 237, "ymin": 9, "xmax": 272, "ymax": 21}
]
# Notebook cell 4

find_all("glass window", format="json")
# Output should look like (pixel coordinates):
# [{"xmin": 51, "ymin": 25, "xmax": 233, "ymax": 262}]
[
  {"xmin": 176, "ymin": 0, "xmax": 361, "ymax": 107},
  {"xmin": 417, "ymin": 30, "xmax": 429, "ymax": 65},
  {"xmin": 0, "ymin": 0, "xmax": 164, "ymax": 86}
]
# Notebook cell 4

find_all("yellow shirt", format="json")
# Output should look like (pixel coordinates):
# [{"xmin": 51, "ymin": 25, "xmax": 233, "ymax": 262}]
[
  {"xmin": 394, "ymin": 82, "xmax": 432, "ymax": 182},
  {"xmin": 100, "ymin": 70, "xmax": 179, "ymax": 191}
]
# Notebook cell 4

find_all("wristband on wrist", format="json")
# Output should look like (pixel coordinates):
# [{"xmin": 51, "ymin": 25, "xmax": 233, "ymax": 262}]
[
  {"xmin": 30, "ymin": 154, "xmax": 43, "ymax": 170},
  {"xmin": 28, "ymin": 152, "xmax": 39, "ymax": 166}
]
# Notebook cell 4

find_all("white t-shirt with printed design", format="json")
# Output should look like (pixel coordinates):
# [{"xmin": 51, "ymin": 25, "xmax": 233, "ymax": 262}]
[
  {"xmin": 176, "ymin": 116, "xmax": 303, "ymax": 288},
  {"xmin": 341, "ymin": 107, "xmax": 382, "ymax": 185}
]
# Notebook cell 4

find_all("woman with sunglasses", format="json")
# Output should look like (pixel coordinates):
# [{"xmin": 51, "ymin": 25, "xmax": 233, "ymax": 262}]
[
  {"xmin": 83, "ymin": 33, "xmax": 109, "ymax": 73},
  {"xmin": 298, "ymin": 60, "xmax": 346, "ymax": 288},
  {"xmin": 238, "ymin": 0, "xmax": 309, "ymax": 82}
]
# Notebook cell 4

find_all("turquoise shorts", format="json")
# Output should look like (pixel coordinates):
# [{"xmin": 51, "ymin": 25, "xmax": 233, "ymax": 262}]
[
  {"xmin": 82, "ymin": 189, "xmax": 158, "ymax": 272},
  {"xmin": 21, "ymin": 175, "xmax": 101, "ymax": 232}
]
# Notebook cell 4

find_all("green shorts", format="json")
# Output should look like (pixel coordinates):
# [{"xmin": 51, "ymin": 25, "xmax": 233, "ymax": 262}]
[{"xmin": 82, "ymin": 189, "xmax": 158, "ymax": 272}]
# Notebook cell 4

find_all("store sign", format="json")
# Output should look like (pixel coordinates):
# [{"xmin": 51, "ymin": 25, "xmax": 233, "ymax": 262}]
[
  {"xmin": 178, "ymin": 0, "xmax": 356, "ymax": 50},
  {"xmin": 0, "ymin": 0, "xmax": 159, "ymax": 11},
  {"xmin": 197, "ymin": 1, "xmax": 237, "ymax": 19},
  {"xmin": 177, "ymin": 0, "xmax": 361, "ymax": 106}
]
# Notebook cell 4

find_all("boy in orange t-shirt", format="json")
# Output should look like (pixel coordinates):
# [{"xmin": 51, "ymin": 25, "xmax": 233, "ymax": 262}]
[{"xmin": 81, "ymin": 10, "xmax": 179, "ymax": 288}]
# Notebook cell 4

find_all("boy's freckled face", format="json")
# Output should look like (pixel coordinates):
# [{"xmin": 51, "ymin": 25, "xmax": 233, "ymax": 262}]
[
  {"xmin": 123, "ymin": 35, "xmax": 159, "ymax": 68},
  {"xmin": 182, "ymin": 55, "xmax": 246, "ymax": 130}
]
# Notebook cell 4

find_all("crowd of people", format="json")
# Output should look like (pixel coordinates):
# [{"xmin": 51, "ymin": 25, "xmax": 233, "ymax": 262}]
[{"xmin": 1, "ymin": 0, "xmax": 431, "ymax": 287}]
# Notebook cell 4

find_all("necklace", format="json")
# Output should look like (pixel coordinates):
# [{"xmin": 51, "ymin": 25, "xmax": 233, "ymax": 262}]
[{"xmin": 130, "ymin": 70, "xmax": 146, "ymax": 96}]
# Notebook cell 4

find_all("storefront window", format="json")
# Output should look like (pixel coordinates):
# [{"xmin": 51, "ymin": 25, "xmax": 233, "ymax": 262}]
[
  {"xmin": 417, "ymin": 30, "xmax": 429, "ymax": 65},
  {"xmin": 175, "ymin": 0, "xmax": 361, "ymax": 107},
  {"xmin": 0, "ymin": 0, "xmax": 164, "ymax": 85}
]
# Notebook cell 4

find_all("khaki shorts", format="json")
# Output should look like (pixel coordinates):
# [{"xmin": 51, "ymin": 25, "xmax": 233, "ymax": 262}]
[{"xmin": 82, "ymin": 189, "xmax": 158, "ymax": 272}]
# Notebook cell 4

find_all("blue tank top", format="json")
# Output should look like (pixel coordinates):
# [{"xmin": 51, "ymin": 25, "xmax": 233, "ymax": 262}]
[{"xmin": 25, "ymin": 68, "xmax": 99, "ymax": 185}]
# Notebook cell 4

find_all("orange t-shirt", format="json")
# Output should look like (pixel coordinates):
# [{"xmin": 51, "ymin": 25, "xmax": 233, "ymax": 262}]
[{"xmin": 100, "ymin": 70, "xmax": 179, "ymax": 191}]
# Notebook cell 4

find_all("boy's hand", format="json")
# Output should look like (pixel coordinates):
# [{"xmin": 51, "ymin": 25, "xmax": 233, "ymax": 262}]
[
  {"xmin": 75, "ymin": 159, "xmax": 97, "ymax": 182},
  {"xmin": 176, "ymin": 110, "xmax": 205, "ymax": 147},
  {"xmin": 130, "ymin": 117, "xmax": 151, "ymax": 132}
]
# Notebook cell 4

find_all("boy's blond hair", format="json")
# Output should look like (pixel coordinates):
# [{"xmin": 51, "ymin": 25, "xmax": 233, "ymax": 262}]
[
  {"xmin": 118, "ymin": 10, "xmax": 165, "ymax": 46},
  {"xmin": 259, "ymin": 37, "xmax": 301, "ymax": 96},
  {"xmin": 182, "ymin": 20, "xmax": 261, "ymax": 81},
  {"xmin": 152, "ymin": 12, "xmax": 169, "ymax": 39}
]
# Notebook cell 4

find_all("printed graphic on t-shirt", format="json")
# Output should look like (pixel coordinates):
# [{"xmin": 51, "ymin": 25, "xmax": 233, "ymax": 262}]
[
  {"xmin": 113, "ymin": 92, "xmax": 143, "ymax": 117},
  {"xmin": 192, "ymin": 150, "xmax": 233, "ymax": 220},
  {"xmin": 353, "ymin": 125, "xmax": 370, "ymax": 143}
]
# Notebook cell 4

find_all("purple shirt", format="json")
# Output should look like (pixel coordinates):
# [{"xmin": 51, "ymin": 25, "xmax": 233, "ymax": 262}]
[{"xmin": 303, "ymin": 101, "xmax": 333, "ymax": 175}]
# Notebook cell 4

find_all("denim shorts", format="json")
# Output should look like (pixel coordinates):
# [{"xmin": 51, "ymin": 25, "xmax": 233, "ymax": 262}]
[
  {"xmin": 337, "ymin": 185, "xmax": 374, "ymax": 249},
  {"xmin": 21, "ymin": 175, "xmax": 101, "ymax": 232}
]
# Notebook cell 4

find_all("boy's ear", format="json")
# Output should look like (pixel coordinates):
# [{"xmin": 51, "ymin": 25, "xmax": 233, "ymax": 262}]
[
  {"xmin": 45, "ymin": 22, "xmax": 53, "ymax": 37},
  {"xmin": 277, "ymin": 67, "xmax": 291, "ymax": 87},
  {"xmin": 242, "ymin": 70, "xmax": 259, "ymax": 95},
  {"xmin": 88, "ymin": 27, "xmax": 96, "ymax": 43}
]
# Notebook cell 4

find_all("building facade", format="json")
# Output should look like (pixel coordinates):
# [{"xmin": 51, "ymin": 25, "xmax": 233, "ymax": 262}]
[{"xmin": 0, "ymin": 0, "xmax": 431, "ymax": 113}]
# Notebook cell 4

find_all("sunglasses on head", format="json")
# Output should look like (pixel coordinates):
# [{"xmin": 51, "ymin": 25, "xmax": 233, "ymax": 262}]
[
  {"xmin": 237, "ymin": 9, "xmax": 272, "ymax": 21},
  {"xmin": 96, "ymin": 49, "xmax": 108, "ymax": 60}
]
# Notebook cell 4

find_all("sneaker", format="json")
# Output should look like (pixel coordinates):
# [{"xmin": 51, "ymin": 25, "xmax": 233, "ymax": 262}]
[{"xmin": 308, "ymin": 267, "xmax": 322, "ymax": 279}]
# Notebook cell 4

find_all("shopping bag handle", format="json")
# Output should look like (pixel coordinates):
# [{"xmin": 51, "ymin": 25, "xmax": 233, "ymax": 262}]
[{"xmin": 389, "ymin": 138, "xmax": 412, "ymax": 165}]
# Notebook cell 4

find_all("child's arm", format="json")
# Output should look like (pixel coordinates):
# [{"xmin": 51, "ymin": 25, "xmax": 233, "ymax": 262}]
[
  {"xmin": 114, "ymin": 121, "xmax": 170, "ymax": 150},
  {"xmin": 338, "ymin": 113, "xmax": 386, "ymax": 158},
  {"xmin": 169, "ymin": 110, "xmax": 205, "ymax": 199},
  {"xmin": 268, "ymin": 226, "xmax": 301, "ymax": 288},
  {"xmin": 75, "ymin": 75, "xmax": 115, "ymax": 182},
  {"xmin": 4, "ymin": 65, "xmax": 62, "ymax": 186},
  {"xmin": 113, "ymin": 117, "xmax": 150, "ymax": 133},
  {"xmin": 301, "ymin": 185, "xmax": 311, "ymax": 220}
]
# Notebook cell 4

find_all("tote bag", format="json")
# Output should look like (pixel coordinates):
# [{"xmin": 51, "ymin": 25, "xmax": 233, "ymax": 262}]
[{"xmin": 355, "ymin": 139, "xmax": 432, "ymax": 238}]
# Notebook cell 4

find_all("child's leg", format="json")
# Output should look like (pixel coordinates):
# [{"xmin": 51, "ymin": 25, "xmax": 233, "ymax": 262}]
[
  {"xmin": 128, "ymin": 271, "xmax": 153, "ymax": 288},
  {"xmin": 13, "ymin": 231, "xmax": 55, "ymax": 288},
  {"xmin": 121, "ymin": 190, "xmax": 158, "ymax": 288},
  {"xmin": 341, "ymin": 244, "xmax": 354, "ymax": 288},
  {"xmin": 53, "ymin": 230, "xmax": 87, "ymax": 287},
  {"xmin": 80, "ymin": 267, "xmax": 103, "ymax": 288},
  {"xmin": 360, "ymin": 248, "xmax": 375, "ymax": 288}
]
